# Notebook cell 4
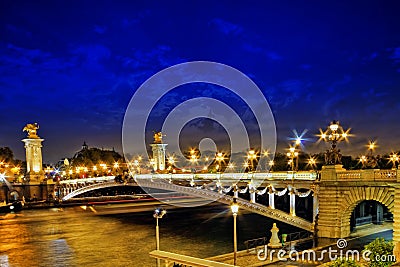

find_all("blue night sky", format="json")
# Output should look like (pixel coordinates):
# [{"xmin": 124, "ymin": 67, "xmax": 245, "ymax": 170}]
[{"xmin": 1, "ymin": 1, "xmax": 400, "ymax": 163}]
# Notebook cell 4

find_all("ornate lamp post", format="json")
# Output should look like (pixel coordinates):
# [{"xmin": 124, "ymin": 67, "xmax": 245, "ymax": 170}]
[
  {"xmin": 367, "ymin": 141, "xmax": 376, "ymax": 156},
  {"xmin": 215, "ymin": 152, "xmax": 225, "ymax": 172},
  {"xmin": 153, "ymin": 208, "xmax": 166, "ymax": 267},
  {"xmin": 167, "ymin": 156, "xmax": 175, "ymax": 173},
  {"xmin": 268, "ymin": 160, "xmax": 274, "ymax": 171},
  {"xmin": 247, "ymin": 150, "xmax": 257, "ymax": 172},
  {"xmin": 133, "ymin": 159, "xmax": 140, "ymax": 174},
  {"xmin": 188, "ymin": 149, "xmax": 199, "ymax": 173},
  {"xmin": 360, "ymin": 140, "xmax": 378, "ymax": 169},
  {"xmin": 359, "ymin": 155, "xmax": 368, "ymax": 168},
  {"xmin": 230, "ymin": 198, "xmax": 239, "ymax": 266},
  {"xmin": 389, "ymin": 153, "xmax": 399, "ymax": 169},
  {"xmin": 286, "ymin": 146, "xmax": 299, "ymax": 171},
  {"xmin": 308, "ymin": 157, "xmax": 317, "ymax": 170},
  {"xmin": 318, "ymin": 120, "xmax": 351, "ymax": 165},
  {"xmin": 227, "ymin": 163, "xmax": 235, "ymax": 172}
]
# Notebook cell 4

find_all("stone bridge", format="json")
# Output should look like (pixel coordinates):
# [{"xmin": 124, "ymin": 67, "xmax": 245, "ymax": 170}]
[
  {"xmin": 57, "ymin": 166, "xmax": 400, "ymax": 257},
  {"xmin": 317, "ymin": 165, "xmax": 398, "ymax": 239},
  {"xmin": 61, "ymin": 179, "xmax": 314, "ymax": 231}
]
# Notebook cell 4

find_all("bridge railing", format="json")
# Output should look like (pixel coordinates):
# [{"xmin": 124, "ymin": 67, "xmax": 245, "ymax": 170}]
[
  {"xmin": 244, "ymin": 231, "xmax": 313, "ymax": 253},
  {"xmin": 57, "ymin": 172, "xmax": 317, "ymax": 186},
  {"xmin": 60, "ymin": 176, "xmax": 114, "ymax": 184},
  {"xmin": 373, "ymin": 170, "xmax": 397, "ymax": 180},
  {"xmin": 336, "ymin": 169, "xmax": 397, "ymax": 181}
]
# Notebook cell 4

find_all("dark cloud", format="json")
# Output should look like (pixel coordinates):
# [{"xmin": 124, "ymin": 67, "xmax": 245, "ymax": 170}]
[
  {"xmin": 1, "ymin": 1, "xmax": 400, "ymax": 162},
  {"xmin": 209, "ymin": 18, "xmax": 243, "ymax": 36}
]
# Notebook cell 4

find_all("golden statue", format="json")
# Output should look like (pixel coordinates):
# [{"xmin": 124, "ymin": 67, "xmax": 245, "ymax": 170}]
[
  {"xmin": 23, "ymin": 123, "xmax": 40, "ymax": 139},
  {"xmin": 153, "ymin": 132, "xmax": 164, "ymax": 143}
]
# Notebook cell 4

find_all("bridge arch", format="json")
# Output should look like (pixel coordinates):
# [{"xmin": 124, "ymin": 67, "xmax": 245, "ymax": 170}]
[
  {"xmin": 339, "ymin": 186, "xmax": 394, "ymax": 236},
  {"xmin": 61, "ymin": 180, "xmax": 314, "ymax": 231}
]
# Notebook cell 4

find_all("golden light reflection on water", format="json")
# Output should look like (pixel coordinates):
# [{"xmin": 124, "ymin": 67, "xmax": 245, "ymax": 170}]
[{"xmin": 0, "ymin": 206, "xmax": 296, "ymax": 267}]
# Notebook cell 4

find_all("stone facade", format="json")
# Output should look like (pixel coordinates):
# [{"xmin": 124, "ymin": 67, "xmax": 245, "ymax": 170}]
[{"xmin": 316, "ymin": 165, "xmax": 397, "ymax": 240}]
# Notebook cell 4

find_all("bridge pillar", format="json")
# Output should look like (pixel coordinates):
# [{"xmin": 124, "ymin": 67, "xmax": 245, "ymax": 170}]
[
  {"xmin": 289, "ymin": 188, "xmax": 296, "ymax": 216},
  {"xmin": 312, "ymin": 185, "xmax": 319, "ymax": 222},
  {"xmin": 22, "ymin": 137, "xmax": 45, "ymax": 184},
  {"xmin": 393, "ymin": 168, "xmax": 400, "ymax": 262},
  {"xmin": 22, "ymin": 124, "xmax": 51, "ymax": 201},
  {"xmin": 268, "ymin": 187, "xmax": 275, "ymax": 209},
  {"xmin": 250, "ymin": 189, "xmax": 256, "ymax": 203},
  {"xmin": 150, "ymin": 143, "xmax": 168, "ymax": 171},
  {"xmin": 316, "ymin": 165, "xmax": 348, "ymax": 238},
  {"xmin": 234, "ymin": 186, "xmax": 238, "ymax": 198}
]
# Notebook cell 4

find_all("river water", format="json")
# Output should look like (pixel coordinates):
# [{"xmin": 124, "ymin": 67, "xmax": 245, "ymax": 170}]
[{"xmin": 0, "ymin": 205, "xmax": 300, "ymax": 267}]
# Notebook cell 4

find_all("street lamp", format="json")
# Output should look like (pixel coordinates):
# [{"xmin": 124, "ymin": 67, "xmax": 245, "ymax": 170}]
[
  {"xmin": 389, "ymin": 153, "xmax": 399, "ymax": 169},
  {"xmin": 367, "ymin": 141, "xmax": 377, "ymax": 155},
  {"xmin": 247, "ymin": 150, "xmax": 257, "ymax": 172},
  {"xmin": 227, "ymin": 163, "xmax": 235, "ymax": 171},
  {"xmin": 231, "ymin": 198, "xmax": 239, "ymax": 266},
  {"xmin": 167, "ymin": 156, "xmax": 175, "ymax": 173},
  {"xmin": 153, "ymin": 208, "xmax": 167, "ymax": 267},
  {"xmin": 215, "ymin": 152, "xmax": 225, "ymax": 172},
  {"xmin": 359, "ymin": 155, "xmax": 368, "ymax": 168},
  {"xmin": 307, "ymin": 157, "xmax": 317, "ymax": 170},
  {"xmin": 133, "ymin": 159, "xmax": 140, "ymax": 174},
  {"xmin": 286, "ymin": 146, "xmax": 299, "ymax": 171},
  {"xmin": 318, "ymin": 120, "xmax": 351, "ymax": 165},
  {"xmin": 150, "ymin": 158, "xmax": 156, "ymax": 172}
]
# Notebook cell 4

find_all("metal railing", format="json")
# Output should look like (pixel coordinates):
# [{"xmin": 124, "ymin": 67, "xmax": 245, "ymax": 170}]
[
  {"xmin": 244, "ymin": 237, "xmax": 268, "ymax": 252},
  {"xmin": 244, "ymin": 231, "xmax": 313, "ymax": 252},
  {"xmin": 355, "ymin": 215, "xmax": 372, "ymax": 226}
]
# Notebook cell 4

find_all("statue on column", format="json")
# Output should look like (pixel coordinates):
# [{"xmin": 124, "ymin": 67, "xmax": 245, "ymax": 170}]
[
  {"xmin": 153, "ymin": 132, "xmax": 165, "ymax": 144},
  {"xmin": 23, "ymin": 123, "xmax": 40, "ymax": 139}
]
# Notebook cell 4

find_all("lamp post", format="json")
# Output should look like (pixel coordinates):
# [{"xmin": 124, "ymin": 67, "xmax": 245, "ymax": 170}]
[
  {"xmin": 359, "ymin": 155, "xmax": 368, "ymax": 169},
  {"xmin": 360, "ymin": 140, "xmax": 378, "ymax": 169},
  {"xmin": 389, "ymin": 153, "xmax": 399, "ymax": 169},
  {"xmin": 215, "ymin": 152, "xmax": 225, "ymax": 173},
  {"xmin": 247, "ymin": 150, "xmax": 257, "ymax": 172},
  {"xmin": 153, "ymin": 208, "xmax": 166, "ymax": 267},
  {"xmin": 286, "ymin": 146, "xmax": 299, "ymax": 171},
  {"xmin": 227, "ymin": 162, "xmax": 235, "ymax": 172},
  {"xmin": 367, "ymin": 141, "xmax": 376, "ymax": 156},
  {"xmin": 167, "ymin": 156, "xmax": 175, "ymax": 173},
  {"xmin": 308, "ymin": 157, "xmax": 316, "ymax": 170},
  {"xmin": 318, "ymin": 120, "xmax": 351, "ymax": 165},
  {"xmin": 231, "ymin": 198, "xmax": 239, "ymax": 266}
]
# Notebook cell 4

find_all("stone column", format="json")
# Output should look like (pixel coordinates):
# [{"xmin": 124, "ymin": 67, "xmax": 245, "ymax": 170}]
[
  {"xmin": 289, "ymin": 188, "xmax": 296, "ymax": 216},
  {"xmin": 22, "ymin": 138, "xmax": 45, "ymax": 183},
  {"xmin": 22, "ymin": 123, "xmax": 46, "ymax": 201},
  {"xmin": 250, "ymin": 189, "xmax": 256, "ymax": 203},
  {"xmin": 150, "ymin": 143, "xmax": 168, "ymax": 171},
  {"xmin": 312, "ymin": 186, "xmax": 319, "ymax": 223},
  {"xmin": 233, "ymin": 185, "xmax": 238, "ymax": 198},
  {"xmin": 268, "ymin": 187, "xmax": 275, "ymax": 209},
  {"xmin": 316, "ymin": 165, "xmax": 347, "ymax": 238}
]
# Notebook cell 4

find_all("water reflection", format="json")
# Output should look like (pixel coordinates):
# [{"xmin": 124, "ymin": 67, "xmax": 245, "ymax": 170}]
[{"xmin": 0, "ymin": 206, "xmax": 300, "ymax": 267}]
